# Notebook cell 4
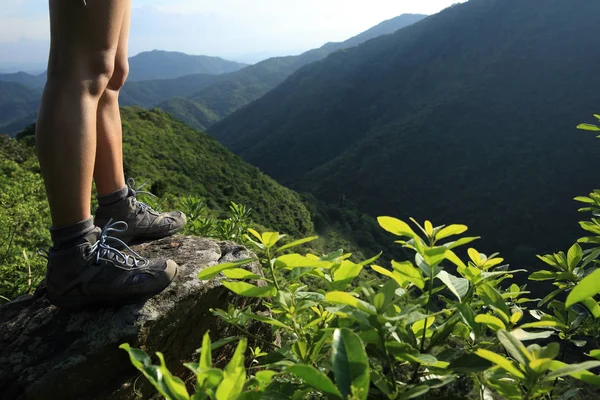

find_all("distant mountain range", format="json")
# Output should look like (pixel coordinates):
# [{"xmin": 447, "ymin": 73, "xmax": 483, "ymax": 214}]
[
  {"xmin": 0, "ymin": 15, "xmax": 425, "ymax": 135},
  {"xmin": 159, "ymin": 14, "xmax": 427, "ymax": 130},
  {"xmin": 209, "ymin": 0, "xmax": 600, "ymax": 268},
  {"xmin": 126, "ymin": 50, "xmax": 247, "ymax": 81},
  {"xmin": 0, "ymin": 82, "xmax": 41, "ymax": 136}
]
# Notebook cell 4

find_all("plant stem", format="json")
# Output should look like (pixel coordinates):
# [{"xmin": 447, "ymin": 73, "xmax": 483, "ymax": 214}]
[
  {"xmin": 412, "ymin": 274, "xmax": 435, "ymax": 383},
  {"xmin": 235, "ymin": 325, "xmax": 281, "ymax": 350},
  {"xmin": 420, "ymin": 276, "xmax": 434, "ymax": 353},
  {"xmin": 266, "ymin": 249, "xmax": 281, "ymax": 290},
  {"xmin": 379, "ymin": 329, "xmax": 398, "ymax": 392},
  {"xmin": 549, "ymin": 341, "xmax": 569, "ymax": 399}
]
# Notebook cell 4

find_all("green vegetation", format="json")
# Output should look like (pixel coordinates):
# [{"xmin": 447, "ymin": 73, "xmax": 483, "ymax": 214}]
[
  {"xmin": 122, "ymin": 201, "xmax": 600, "ymax": 399},
  {"xmin": 119, "ymin": 119, "xmax": 600, "ymax": 400},
  {"xmin": 209, "ymin": 0, "xmax": 600, "ymax": 282},
  {"xmin": 0, "ymin": 107, "xmax": 394, "ymax": 301},
  {"xmin": 118, "ymin": 107, "xmax": 313, "ymax": 238},
  {"xmin": 0, "ymin": 134, "xmax": 49, "ymax": 300}
]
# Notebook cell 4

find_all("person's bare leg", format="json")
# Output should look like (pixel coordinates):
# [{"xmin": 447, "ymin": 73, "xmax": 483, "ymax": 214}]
[
  {"xmin": 36, "ymin": 0, "xmax": 128, "ymax": 229},
  {"xmin": 94, "ymin": 0, "xmax": 131, "ymax": 196}
]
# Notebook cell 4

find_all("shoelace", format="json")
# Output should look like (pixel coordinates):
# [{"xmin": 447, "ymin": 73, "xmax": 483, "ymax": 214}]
[
  {"xmin": 92, "ymin": 219, "xmax": 148, "ymax": 268},
  {"xmin": 127, "ymin": 178, "xmax": 159, "ymax": 215}
]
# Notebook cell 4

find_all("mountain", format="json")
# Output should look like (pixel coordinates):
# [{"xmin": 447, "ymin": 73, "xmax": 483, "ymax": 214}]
[
  {"xmin": 0, "ymin": 113, "xmax": 37, "ymax": 137},
  {"xmin": 0, "ymin": 71, "xmax": 46, "ymax": 89},
  {"xmin": 119, "ymin": 73, "xmax": 220, "ymax": 108},
  {"xmin": 159, "ymin": 14, "xmax": 427, "ymax": 130},
  {"xmin": 127, "ymin": 50, "xmax": 247, "ymax": 81},
  {"xmin": 209, "ymin": 0, "xmax": 600, "ymax": 267},
  {"xmin": 0, "ymin": 82, "xmax": 40, "ymax": 130}
]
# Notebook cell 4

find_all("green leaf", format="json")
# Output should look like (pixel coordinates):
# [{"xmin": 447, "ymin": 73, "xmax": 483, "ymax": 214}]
[
  {"xmin": 589, "ymin": 350, "xmax": 600, "ymax": 360},
  {"xmin": 475, "ymin": 349, "xmax": 525, "ymax": 379},
  {"xmin": 529, "ymin": 270, "xmax": 558, "ymax": 281},
  {"xmin": 477, "ymin": 284, "xmax": 510, "ymax": 319},
  {"xmin": 581, "ymin": 297, "xmax": 600, "ymax": 318},
  {"xmin": 247, "ymin": 228, "xmax": 263, "ymax": 243},
  {"xmin": 424, "ymin": 220, "xmax": 434, "ymax": 236},
  {"xmin": 276, "ymin": 236, "xmax": 319, "ymax": 253},
  {"xmin": 574, "ymin": 196, "xmax": 596, "ymax": 205},
  {"xmin": 275, "ymin": 254, "xmax": 332, "ymax": 269},
  {"xmin": 519, "ymin": 320, "xmax": 568, "ymax": 330},
  {"xmin": 325, "ymin": 291, "xmax": 377, "ymax": 315},
  {"xmin": 411, "ymin": 316, "xmax": 436, "ymax": 336},
  {"xmin": 436, "ymin": 224, "xmax": 468, "ymax": 241},
  {"xmin": 120, "ymin": 344, "xmax": 190, "ymax": 400},
  {"xmin": 448, "ymin": 353, "xmax": 493, "ymax": 373},
  {"xmin": 377, "ymin": 216, "xmax": 416, "ymax": 238},
  {"xmin": 475, "ymin": 314, "xmax": 506, "ymax": 331},
  {"xmin": 391, "ymin": 260, "xmax": 425, "ymax": 289},
  {"xmin": 221, "ymin": 268, "xmax": 263, "ymax": 280},
  {"xmin": 404, "ymin": 385, "xmax": 430, "ymax": 399},
  {"xmin": 497, "ymin": 329, "xmax": 530, "ymax": 366},
  {"xmin": 195, "ymin": 336, "xmax": 240, "ymax": 355},
  {"xmin": 567, "ymin": 243, "xmax": 583, "ymax": 271},
  {"xmin": 216, "ymin": 339, "xmax": 247, "ymax": 400},
  {"xmin": 358, "ymin": 252, "xmax": 382, "ymax": 267},
  {"xmin": 538, "ymin": 288, "xmax": 564, "ymax": 308},
  {"xmin": 437, "ymin": 271, "xmax": 469, "ymax": 301},
  {"xmin": 222, "ymin": 281, "xmax": 277, "ymax": 297},
  {"xmin": 243, "ymin": 312, "xmax": 293, "ymax": 330},
  {"xmin": 445, "ymin": 236, "xmax": 480, "ymax": 250},
  {"xmin": 549, "ymin": 360, "xmax": 600, "ymax": 386},
  {"xmin": 510, "ymin": 329, "xmax": 554, "ymax": 341},
  {"xmin": 200, "ymin": 332, "xmax": 212, "ymax": 370},
  {"xmin": 332, "ymin": 260, "xmax": 363, "ymax": 289},
  {"xmin": 423, "ymin": 246, "xmax": 447, "ymax": 268},
  {"xmin": 261, "ymin": 232, "xmax": 285, "ymax": 248},
  {"xmin": 331, "ymin": 328, "xmax": 370, "ymax": 400},
  {"xmin": 545, "ymin": 360, "xmax": 600, "ymax": 380},
  {"xmin": 566, "ymin": 269, "xmax": 600, "ymax": 307},
  {"xmin": 396, "ymin": 353, "xmax": 439, "ymax": 366},
  {"xmin": 198, "ymin": 258, "xmax": 256, "ymax": 280},
  {"xmin": 286, "ymin": 364, "xmax": 343, "ymax": 400},
  {"xmin": 577, "ymin": 123, "xmax": 600, "ymax": 132}
]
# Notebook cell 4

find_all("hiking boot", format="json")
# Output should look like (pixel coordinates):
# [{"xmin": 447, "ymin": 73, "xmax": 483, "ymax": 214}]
[
  {"xmin": 46, "ymin": 221, "xmax": 178, "ymax": 309},
  {"xmin": 95, "ymin": 179, "xmax": 187, "ymax": 244}
]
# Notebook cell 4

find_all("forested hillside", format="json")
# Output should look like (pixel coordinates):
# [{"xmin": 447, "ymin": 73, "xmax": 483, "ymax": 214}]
[
  {"xmin": 209, "ymin": 0, "xmax": 600, "ymax": 267},
  {"xmin": 0, "ymin": 82, "xmax": 40, "ymax": 135}
]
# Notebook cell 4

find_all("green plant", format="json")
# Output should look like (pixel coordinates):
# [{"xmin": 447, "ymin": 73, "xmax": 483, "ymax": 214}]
[
  {"xmin": 123, "ymin": 215, "xmax": 600, "ymax": 399},
  {"xmin": 180, "ymin": 196, "xmax": 253, "ymax": 243}
]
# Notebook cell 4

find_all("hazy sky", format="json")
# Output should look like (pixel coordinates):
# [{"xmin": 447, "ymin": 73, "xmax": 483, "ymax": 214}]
[{"xmin": 0, "ymin": 0, "xmax": 464, "ymax": 70}]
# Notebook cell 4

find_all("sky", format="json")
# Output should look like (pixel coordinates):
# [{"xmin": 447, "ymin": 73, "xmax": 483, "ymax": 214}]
[{"xmin": 0, "ymin": 0, "xmax": 464, "ymax": 71}]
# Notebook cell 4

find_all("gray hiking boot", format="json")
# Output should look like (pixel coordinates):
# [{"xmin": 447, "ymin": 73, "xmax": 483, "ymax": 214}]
[
  {"xmin": 95, "ymin": 179, "xmax": 187, "ymax": 244},
  {"xmin": 46, "ymin": 221, "xmax": 178, "ymax": 309}
]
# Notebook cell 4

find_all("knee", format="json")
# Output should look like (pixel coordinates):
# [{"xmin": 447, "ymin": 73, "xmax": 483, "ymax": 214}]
[
  {"xmin": 106, "ymin": 58, "xmax": 129, "ymax": 92},
  {"xmin": 85, "ymin": 51, "xmax": 117, "ymax": 96}
]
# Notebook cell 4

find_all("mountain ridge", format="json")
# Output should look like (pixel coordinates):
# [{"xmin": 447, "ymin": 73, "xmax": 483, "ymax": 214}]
[{"xmin": 159, "ymin": 13, "xmax": 427, "ymax": 130}]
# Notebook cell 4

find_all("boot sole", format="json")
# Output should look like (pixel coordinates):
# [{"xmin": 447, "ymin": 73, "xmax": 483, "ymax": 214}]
[{"xmin": 47, "ymin": 267, "xmax": 178, "ymax": 311}]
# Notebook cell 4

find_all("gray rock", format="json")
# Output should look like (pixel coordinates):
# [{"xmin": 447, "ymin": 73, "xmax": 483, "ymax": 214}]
[{"xmin": 0, "ymin": 235, "xmax": 264, "ymax": 400}]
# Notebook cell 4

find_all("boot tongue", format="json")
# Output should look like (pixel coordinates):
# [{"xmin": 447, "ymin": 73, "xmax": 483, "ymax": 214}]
[{"xmin": 83, "ymin": 227, "xmax": 102, "ymax": 246}]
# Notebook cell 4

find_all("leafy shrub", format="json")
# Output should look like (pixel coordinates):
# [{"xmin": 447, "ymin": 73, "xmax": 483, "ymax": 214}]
[{"xmin": 121, "ymin": 118, "xmax": 600, "ymax": 399}]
